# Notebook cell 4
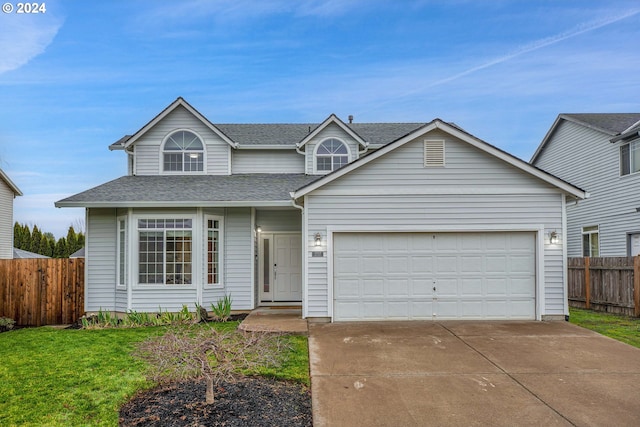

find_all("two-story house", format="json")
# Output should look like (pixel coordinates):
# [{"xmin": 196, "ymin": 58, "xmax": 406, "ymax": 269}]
[
  {"xmin": 56, "ymin": 98, "xmax": 586, "ymax": 321},
  {"xmin": 0, "ymin": 169, "xmax": 23, "ymax": 259},
  {"xmin": 531, "ymin": 113, "xmax": 640, "ymax": 257}
]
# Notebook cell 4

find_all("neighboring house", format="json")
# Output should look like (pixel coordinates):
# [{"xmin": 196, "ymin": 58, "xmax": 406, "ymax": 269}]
[
  {"xmin": 70, "ymin": 247, "xmax": 85, "ymax": 258},
  {"xmin": 56, "ymin": 98, "xmax": 586, "ymax": 321},
  {"xmin": 0, "ymin": 169, "xmax": 23, "ymax": 259},
  {"xmin": 13, "ymin": 247, "xmax": 50, "ymax": 259},
  {"xmin": 531, "ymin": 114, "xmax": 640, "ymax": 257}
]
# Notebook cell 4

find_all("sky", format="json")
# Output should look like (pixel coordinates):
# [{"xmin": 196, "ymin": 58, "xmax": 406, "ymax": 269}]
[{"xmin": 0, "ymin": 0, "xmax": 639, "ymax": 238}]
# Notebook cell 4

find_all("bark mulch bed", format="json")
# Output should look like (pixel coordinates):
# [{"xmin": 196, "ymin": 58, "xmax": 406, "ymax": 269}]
[{"xmin": 119, "ymin": 377, "xmax": 312, "ymax": 427}]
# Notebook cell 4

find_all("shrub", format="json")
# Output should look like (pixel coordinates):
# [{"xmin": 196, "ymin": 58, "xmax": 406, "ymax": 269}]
[
  {"xmin": 135, "ymin": 324, "xmax": 284, "ymax": 404},
  {"xmin": 0, "ymin": 317, "xmax": 15, "ymax": 332},
  {"xmin": 211, "ymin": 294, "xmax": 233, "ymax": 322}
]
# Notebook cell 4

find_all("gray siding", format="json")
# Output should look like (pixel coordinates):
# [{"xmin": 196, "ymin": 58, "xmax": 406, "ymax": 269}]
[
  {"xmin": 305, "ymin": 123, "xmax": 361, "ymax": 174},
  {"xmin": 86, "ymin": 208, "xmax": 117, "ymax": 312},
  {"xmin": 232, "ymin": 150, "xmax": 304, "ymax": 174},
  {"xmin": 224, "ymin": 208, "xmax": 253, "ymax": 310},
  {"xmin": 134, "ymin": 105, "xmax": 230, "ymax": 176},
  {"xmin": 256, "ymin": 209, "xmax": 301, "ymax": 232},
  {"xmin": 534, "ymin": 121, "xmax": 640, "ymax": 256},
  {"xmin": 0, "ymin": 180, "xmax": 13, "ymax": 259},
  {"xmin": 304, "ymin": 132, "xmax": 566, "ymax": 318}
]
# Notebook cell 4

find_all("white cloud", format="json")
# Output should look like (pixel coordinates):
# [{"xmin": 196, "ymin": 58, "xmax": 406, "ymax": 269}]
[{"xmin": 0, "ymin": 11, "xmax": 63, "ymax": 74}]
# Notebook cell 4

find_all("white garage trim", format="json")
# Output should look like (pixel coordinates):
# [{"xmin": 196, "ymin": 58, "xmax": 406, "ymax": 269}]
[{"xmin": 327, "ymin": 225, "xmax": 545, "ymax": 321}]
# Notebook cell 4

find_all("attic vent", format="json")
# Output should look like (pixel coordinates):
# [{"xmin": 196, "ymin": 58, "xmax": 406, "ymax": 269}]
[{"xmin": 424, "ymin": 140, "xmax": 445, "ymax": 167}]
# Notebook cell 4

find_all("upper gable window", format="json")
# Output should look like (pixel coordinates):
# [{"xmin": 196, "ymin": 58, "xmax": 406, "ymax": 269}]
[
  {"xmin": 316, "ymin": 138, "xmax": 349, "ymax": 172},
  {"xmin": 620, "ymin": 140, "xmax": 640, "ymax": 176},
  {"xmin": 163, "ymin": 130, "xmax": 204, "ymax": 172}
]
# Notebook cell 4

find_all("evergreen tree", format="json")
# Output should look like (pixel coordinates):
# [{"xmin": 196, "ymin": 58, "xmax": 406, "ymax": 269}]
[
  {"xmin": 30, "ymin": 225, "xmax": 42, "ymax": 254},
  {"xmin": 54, "ymin": 237, "xmax": 67, "ymax": 258}
]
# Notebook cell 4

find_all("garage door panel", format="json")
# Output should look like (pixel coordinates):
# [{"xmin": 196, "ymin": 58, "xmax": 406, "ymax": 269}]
[
  {"xmin": 335, "ymin": 256, "xmax": 360, "ymax": 274},
  {"xmin": 461, "ymin": 278, "xmax": 483, "ymax": 296},
  {"xmin": 461, "ymin": 256, "xmax": 483, "ymax": 273},
  {"xmin": 362, "ymin": 279, "xmax": 384, "ymax": 297},
  {"xmin": 436, "ymin": 256, "xmax": 457, "ymax": 273},
  {"xmin": 411, "ymin": 256, "xmax": 433, "ymax": 273},
  {"xmin": 334, "ymin": 232, "xmax": 536, "ymax": 321},
  {"xmin": 387, "ymin": 256, "xmax": 409, "ymax": 273},
  {"xmin": 511, "ymin": 278, "xmax": 536, "ymax": 297}
]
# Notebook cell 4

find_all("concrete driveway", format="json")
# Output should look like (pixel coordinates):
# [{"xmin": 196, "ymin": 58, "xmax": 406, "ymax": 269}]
[{"xmin": 308, "ymin": 321, "xmax": 640, "ymax": 427}]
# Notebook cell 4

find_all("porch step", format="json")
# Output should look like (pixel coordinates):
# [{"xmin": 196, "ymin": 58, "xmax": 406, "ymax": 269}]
[{"xmin": 238, "ymin": 308, "xmax": 308, "ymax": 335}]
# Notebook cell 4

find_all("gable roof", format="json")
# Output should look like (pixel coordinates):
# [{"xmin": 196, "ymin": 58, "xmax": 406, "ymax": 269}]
[
  {"xmin": 292, "ymin": 119, "xmax": 587, "ymax": 200},
  {"xmin": 112, "ymin": 97, "xmax": 237, "ymax": 151},
  {"xmin": 531, "ymin": 113, "xmax": 640, "ymax": 162},
  {"xmin": 55, "ymin": 174, "xmax": 321, "ymax": 208},
  {"xmin": 296, "ymin": 114, "xmax": 367, "ymax": 149},
  {"xmin": 0, "ymin": 169, "xmax": 23, "ymax": 196}
]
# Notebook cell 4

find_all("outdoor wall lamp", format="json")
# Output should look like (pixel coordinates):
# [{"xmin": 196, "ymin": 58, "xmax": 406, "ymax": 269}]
[
  {"xmin": 314, "ymin": 232, "xmax": 322, "ymax": 247},
  {"xmin": 549, "ymin": 231, "xmax": 559, "ymax": 245},
  {"xmin": 256, "ymin": 226, "xmax": 262, "ymax": 233}
]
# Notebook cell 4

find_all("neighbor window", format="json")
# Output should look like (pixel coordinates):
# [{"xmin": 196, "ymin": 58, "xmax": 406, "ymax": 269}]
[
  {"xmin": 620, "ymin": 140, "xmax": 640, "ymax": 176},
  {"xmin": 117, "ymin": 217, "xmax": 127, "ymax": 288},
  {"xmin": 163, "ymin": 130, "xmax": 204, "ymax": 172},
  {"xmin": 582, "ymin": 225, "xmax": 599, "ymax": 257},
  {"xmin": 138, "ymin": 218, "xmax": 193, "ymax": 285},
  {"xmin": 316, "ymin": 138, "xmax": 349, "ymax": 172},
  {"xmin": 206, "ymin": 216, "xmax": 222, "ymax": 285}
]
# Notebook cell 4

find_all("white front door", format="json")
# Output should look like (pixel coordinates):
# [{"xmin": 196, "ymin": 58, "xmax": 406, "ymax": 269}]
[{"xmin": 259, "ymin": 233, "xmax": 302, "ymax": 303}]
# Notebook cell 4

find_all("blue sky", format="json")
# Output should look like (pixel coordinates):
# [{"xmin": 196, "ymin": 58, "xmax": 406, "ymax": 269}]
[{"xmin": 0, "ymin": 0, "xmax": 639, "ymax": 237}]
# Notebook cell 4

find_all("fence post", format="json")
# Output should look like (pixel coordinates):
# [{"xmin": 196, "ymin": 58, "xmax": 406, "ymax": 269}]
[
  {"xmin": 634, "ymin": 256, "xmax": 640, "ymax": 317},
  {"xmin": 584, "ymin": 257, "xmax": 591, "ymax": 310}
]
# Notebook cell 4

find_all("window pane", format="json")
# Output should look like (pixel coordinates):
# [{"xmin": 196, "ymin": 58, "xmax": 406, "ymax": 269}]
[
  {"xmin": 164, "ymin": 153, "xmax": 183, "ymax": 171},
  {"xmin": 621, "ymin": 144, "xmax": 630, "ymax": 175},
  {"xmin": 583, "ymin": 234, "xmax": 590, "ymax": 257},
  {"xmin": 317, "ymin": 157, "xmax": 332, "ymax": 171},
  {"xmin": 184, "ymin": 152, "xmax": 203, "ymax": 171},
  {"xmin": 333, "ymin": 155, "xmax": 349, "ymax": 169},
  {"xmin": 208, "ymin": 227, "xmax": 219, "ymax": 284},
  {"xmin": 139, "ymin": 231, "xmax": 163, "ymax": 284},
  {"xmin": 263, "ymin": 238, "xmax": 270, "ymax": 293},
  {"xmin": 118, "ymin": 220, "xmax": 126, "ymax": 286},
  {"xmin": 631, "ymin": 141, "xmax": 640, "ymax": 174},
  {"xmin": 591, "ymin": 233, "xmax": 599, "ymax": 257},
  {"xmin": 166, "ymin": 230, "xmax": 192, "ymax": 285}
]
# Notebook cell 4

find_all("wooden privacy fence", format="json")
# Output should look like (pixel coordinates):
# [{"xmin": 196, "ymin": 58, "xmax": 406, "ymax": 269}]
[
  {"xmin": 568, "ymin": 257, "xmax": 640, "ymax": 317},
  {"xmin": 0, "ymin": 258, "xmax": 84, "ymax": 326}
]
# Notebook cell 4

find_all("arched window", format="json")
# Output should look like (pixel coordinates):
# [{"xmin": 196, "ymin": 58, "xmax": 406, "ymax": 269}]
[
  {"xmin": 162, "ymin": 130, "xmax": 204, "ymax": 172},
  {"xmin": 315, "ymin": 138, "xmax": 349, "ymax": 172}
]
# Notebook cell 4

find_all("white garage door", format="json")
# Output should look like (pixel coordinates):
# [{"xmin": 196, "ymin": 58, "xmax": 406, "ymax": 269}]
[{"xmin": 333, "ymin": 232, "xmax": 536, "ymax": 321}]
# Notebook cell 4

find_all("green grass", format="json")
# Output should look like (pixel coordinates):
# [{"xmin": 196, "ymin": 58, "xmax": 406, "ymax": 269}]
[
  {"xmin": 0, "ymin": 323, "xmax": 309, "ymax": 426},
  {"xmin": 569, "ymin": 307, "xmax": 640, "ymax": 349}
]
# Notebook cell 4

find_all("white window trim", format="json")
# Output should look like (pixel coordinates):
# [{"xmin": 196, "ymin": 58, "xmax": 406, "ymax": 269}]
[
  {"xmin": 312, "ymin": 137, "xmax": 351, "ymax": 175},
  {"xmin": 159, "ymin": 129, "xmax": 207, "ymax": 175},
  {"xmin": 620, "ymin": 140, "xmax": 640, "ymax": 177},
  {"xmin": 582, "ymin": 225, "xmax": 600, "ymax": 257},
  {"xmin": 204, "ymin": 214, "xmax": 224, "ymax": 288},
  {"xmin": 116, "ymin": 215, "xmax": 127, "ymax": 290},
  {"xmin": 133, "ymin": 214, "xmax": 198, "ymax": 289}
]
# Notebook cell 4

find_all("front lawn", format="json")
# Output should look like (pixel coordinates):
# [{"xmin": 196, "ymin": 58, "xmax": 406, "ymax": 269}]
[
  {"xmin": 569, "ymin": 307, "xmax": 640, "ymax": 349},
  {"xmin": 0, "ymin": 323, "xmax": 309, "ymax": 426}
]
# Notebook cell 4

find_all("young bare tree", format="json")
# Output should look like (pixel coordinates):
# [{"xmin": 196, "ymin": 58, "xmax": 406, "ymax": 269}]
[{"xmin": 135, "ymin": 325, "xmax": 284, "ymax": 404}]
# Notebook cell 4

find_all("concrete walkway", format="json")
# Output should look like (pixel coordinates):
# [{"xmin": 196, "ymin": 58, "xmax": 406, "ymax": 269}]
[
  {"xmin": 309, "ymin": 321, "xmax": 640, "ymax": 427},
  {"xmin": 238, "ymin": 307, "xmax": 308, "ymax": 334}
]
